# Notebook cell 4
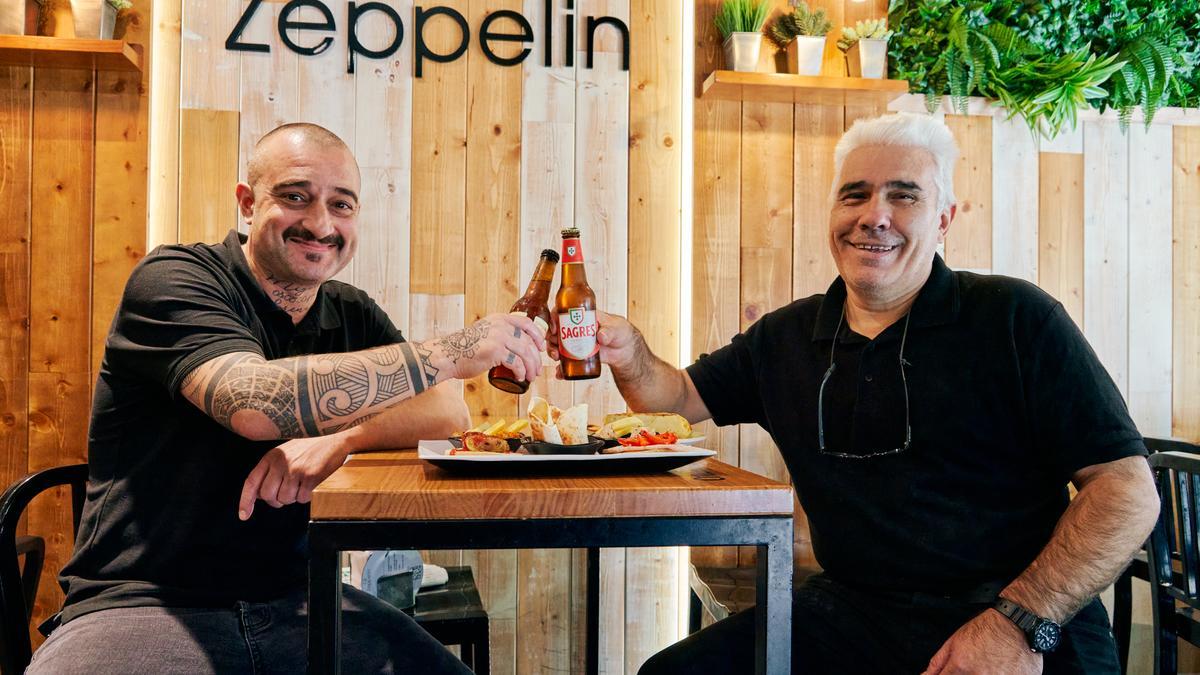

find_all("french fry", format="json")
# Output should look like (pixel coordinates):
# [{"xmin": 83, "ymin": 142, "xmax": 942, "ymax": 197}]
[
  {"xmin": 482, "ymin": 420, "xmax": 507, "ymax": 436},
  {"xmin": 505, "ymin": 419, "xmax": 530, "ymax": 434}
]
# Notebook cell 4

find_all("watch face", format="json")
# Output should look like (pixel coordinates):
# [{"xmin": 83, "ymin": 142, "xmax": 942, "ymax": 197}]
[{"xmin": 1032, "ymin": 621, "xmax": 1061, "ymax": 652}]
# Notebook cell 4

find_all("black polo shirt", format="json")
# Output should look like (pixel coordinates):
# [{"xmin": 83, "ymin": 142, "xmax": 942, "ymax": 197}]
[
  {"xmin": 60, "ymin": 230, "xmax": 403, "ymax": 622},
  {"xmin": 687, "ymin": 254, "xmax": 1145, "ymax": 594}
]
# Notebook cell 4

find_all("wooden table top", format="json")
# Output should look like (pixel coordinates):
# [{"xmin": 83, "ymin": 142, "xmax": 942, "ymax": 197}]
[{"xmin": 311, "ymin": 450, "xmax": 794, "ymax": 521}]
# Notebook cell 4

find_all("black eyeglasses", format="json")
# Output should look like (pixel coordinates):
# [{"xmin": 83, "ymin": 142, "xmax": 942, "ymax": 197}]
[{"xmin": 817, "ymin": 307, "xmax": 912, "ymax": 459}]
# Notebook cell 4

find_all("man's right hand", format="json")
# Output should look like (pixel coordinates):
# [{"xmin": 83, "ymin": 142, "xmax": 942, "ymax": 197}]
[
  {"xmin": 426, "ymin": 313, "xmax": 546, "ymax": 383},
  {"xmin": 548, "ymin": 310, "xmax": 643, "ymax": 378}
]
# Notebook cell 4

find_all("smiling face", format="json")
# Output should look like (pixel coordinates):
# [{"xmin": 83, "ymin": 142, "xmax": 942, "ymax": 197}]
[
  {"xmin": 829, "ymin": 145, "xmax": 954, "ymax": 309},
  {"xmin": 237, "ymin": 131, "xmax": 361, "ymax": 287}
]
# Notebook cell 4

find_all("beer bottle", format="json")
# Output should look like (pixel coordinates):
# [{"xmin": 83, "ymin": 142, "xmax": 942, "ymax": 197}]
[
  {"xmin": 555, "ymin": 228, "xmax": 601, "ymax": 380},
  {"xmin": 488, "ymin": 249, "xmax": 560, "ymax": 394}
]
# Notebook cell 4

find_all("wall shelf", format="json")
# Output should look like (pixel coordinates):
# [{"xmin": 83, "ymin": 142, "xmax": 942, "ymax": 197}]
[
  {"xmin": 0, "ymin": 35, "xmax": 142, "ymax": 72},
  {"xmin": 701, "ymin": 71, "xmax": 909, "ymax": 107}
]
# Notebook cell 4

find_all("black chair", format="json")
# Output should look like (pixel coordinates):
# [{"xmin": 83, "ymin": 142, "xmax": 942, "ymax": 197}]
[
  {"xmin": 0, "ymin": 463, "xmax": 88, "ymax": 675},
  {"xmin": 1112, "ymin": 437, "xmax": 1200, "ymax": 674},
  {"xmin": 410, "ymin": 566, "xmax": 489, "ymax": 673},
  {"xmin": 1145, "ymin": 449, "xmax": 1200, "ymax": 675}
]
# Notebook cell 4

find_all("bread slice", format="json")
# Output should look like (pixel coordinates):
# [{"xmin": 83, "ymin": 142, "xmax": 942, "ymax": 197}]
[{"xmin": 601, "ymin": 412, "xmax": 692, "ymax": 438}]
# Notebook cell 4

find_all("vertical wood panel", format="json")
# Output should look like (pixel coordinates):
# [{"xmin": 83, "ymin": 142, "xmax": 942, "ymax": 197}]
[
  {"xmin": 626, "ymin": 0, "xmax": 682, "ymax": 668},
  {"xmin": 944, "ymin": 115, "xmax": 991, "ymax": 272},
  {"xmin": 991, "ymin": 118, "xmax": 1037, "ymax": 281},
  {"xmin": 0, "ymin": 67, "xmax": 31, "ymax": 493},
  {"xmin": 464, "ymin": 0, "xmax": 522, "ymax": 425},
  {"xmin": 179, "ymin": 0, "xmax": 240, "ymax": 110},
  {"xmin": 356, "ymin": 169, "xmax": 412, "ymax": 322},
  {"xmin": 1083, "ymin": 121, "xmax": 1130, "ymax": 399},
  {"xmin": 30, "ymin": 70, "xmax": 94, "ymax": 376},
  {"xmin": 1037, "ymin": 153, "xmax": 1085, "ymax": 326},
  {"xmin": 410, "ymin": 0, "xmax": 468, "ymax": 295},
  {"xmin": 94, "ymin": 2, "xmax": 151, "ymax": 375},
  {"xmin": 1173, "ymin": 126, "xmax": 1200, "ymax": 441},
  {"xmin": 147, "ymin": 0, "xmax": 181, "ymax": 247},
  {"xmin": 26, "ymin": 372, "xmax": 90, "ymax": 641},
  {"xmin": 238, "ymin": 0, "xmax": 299, "ymax": 184},
  {"xmin": 793, "ymin": 105, "xmax": 840, "ymax": 298},
  {"xmin": 178, "ymin": 109, "xmax": 240, "ymax": 244},
  {"xmin": 691, "ymin": 0, "xmax": 741, "ymax": 569},
  {"xmin": 1127, "ymin": 126, "xmax": 1172, "ymax": 437}
]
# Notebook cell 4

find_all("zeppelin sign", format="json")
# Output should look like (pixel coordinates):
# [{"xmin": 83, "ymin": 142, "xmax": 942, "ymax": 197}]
[{"xmin": 226, "ymin": 0, "xmax": 631, "ymax": 76}]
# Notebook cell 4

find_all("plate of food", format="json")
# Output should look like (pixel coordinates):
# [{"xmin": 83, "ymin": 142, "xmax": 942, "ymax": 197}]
[
  {"xmin": 418, "ymin": 440, "xmax": 714, "ymax": 474},
  {"xmin": 448, "ymin": 419, "xmax": 529, "ymax": 452}
]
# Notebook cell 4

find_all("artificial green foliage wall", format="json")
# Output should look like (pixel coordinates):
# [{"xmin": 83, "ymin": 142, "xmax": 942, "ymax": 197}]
[{"xmin": 888, "ymin": 0, "xmax": 1200, "ymax": 134}]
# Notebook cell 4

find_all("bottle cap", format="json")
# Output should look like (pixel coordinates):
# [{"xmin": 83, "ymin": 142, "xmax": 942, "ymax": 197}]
[
  {"xmin": 561, "ymin": 227, "xmax": 580, "ymax": 238},
  {"xmin": 541, "ymin": 249, "xmax": 560, "ymax": 262}
]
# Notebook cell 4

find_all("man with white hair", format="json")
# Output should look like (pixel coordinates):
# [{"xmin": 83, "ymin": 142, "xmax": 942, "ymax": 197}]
[{"xmin": 565, "ymin": 114, "xmax": 1159, "ymax": 673}]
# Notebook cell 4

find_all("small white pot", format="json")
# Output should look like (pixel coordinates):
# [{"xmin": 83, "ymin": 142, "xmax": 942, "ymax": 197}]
[
  {"xmin": 723, "ymin": 32, "xmax": 762, "ymax": 72},
  {"xmin": 847, "ymin": 38, "xmax": 888, "ymax": 79},
  {"xmin": 68, "ymin": 0, "xmax": 117, "ymax": 39},
  {"xmin": 0, "ymin": 2, "xmax": 26, "ymax": 35},
  {"xmin": 786, "ymin": 35, "xmax": 826, "ymax": 76}
]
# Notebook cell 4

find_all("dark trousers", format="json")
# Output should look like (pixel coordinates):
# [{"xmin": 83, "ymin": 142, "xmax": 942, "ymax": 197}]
[
  {"xmin": 639, "ymin": 574, "xmax": 1120, "ymax": 674},
  {"xmin": 28, "ymin": 586, "xmax": 471, "ymax": 675}
]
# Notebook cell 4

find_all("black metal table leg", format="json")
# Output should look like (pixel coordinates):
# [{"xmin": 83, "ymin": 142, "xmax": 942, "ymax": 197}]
[
  {"xmin": 755, "ymin": 520, "xmax": 793, "ymax": 675},
  {"xmin": 586, "ymin": 547, "xmax": 600, "ymax": 675},
  {"xmin": 307, "ymin": 544, "xmax": 342, "ymax": 674}
]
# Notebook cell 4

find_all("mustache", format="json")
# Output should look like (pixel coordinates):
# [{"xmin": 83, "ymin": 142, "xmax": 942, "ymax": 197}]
[{"xmin": 282, "ymin": 227, "xmax": 344, "ymax": 248}]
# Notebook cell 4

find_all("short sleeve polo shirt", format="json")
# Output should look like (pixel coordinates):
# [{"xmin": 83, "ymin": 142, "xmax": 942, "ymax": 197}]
[
  {"xmin": 60, "ymin": 230, "xmax": 404, "ymax": 622},
  {"xmin": 687, "ymin": 254, "xmax": 1145, "ymax": 594}
]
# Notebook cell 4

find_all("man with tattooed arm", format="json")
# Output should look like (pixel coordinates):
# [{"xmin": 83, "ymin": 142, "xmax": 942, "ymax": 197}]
[
  {"xmin": 28, "ymin": 123, "xmax": 538, "ymax": 673},
  {"xmin": 558, "ymin": 114, "xmax": 1159, "ymax": 674}
]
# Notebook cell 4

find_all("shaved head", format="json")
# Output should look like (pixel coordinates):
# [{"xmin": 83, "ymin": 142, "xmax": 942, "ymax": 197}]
[{"xmin": 246, "ymin": 123, "xmax": 357, "ymax": 189}]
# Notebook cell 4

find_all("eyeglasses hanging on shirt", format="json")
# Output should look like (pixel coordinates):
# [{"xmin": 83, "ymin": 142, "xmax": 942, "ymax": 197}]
[{"xmin": 817, "ymin": 307, "xmax": 912, "ymax": 459}]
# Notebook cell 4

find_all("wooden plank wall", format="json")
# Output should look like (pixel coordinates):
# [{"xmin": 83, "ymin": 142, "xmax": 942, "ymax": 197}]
[
  {"xmin": 0, "ymin": 1, "xmax": 151, "ymax": 646},
  {"xmin": 692, "ymin": 1, "xmax": 1199, "ymax": 669},
  {"xmin": 165, "ymin": 0, "xmax": 678, "ymax": 671}
]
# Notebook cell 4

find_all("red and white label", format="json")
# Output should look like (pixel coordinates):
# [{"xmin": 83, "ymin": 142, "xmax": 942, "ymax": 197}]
[
  {"xmin": 558, "ymin": 307, "xmax": 598, "ymax": 359},
  {"xmin": 561, "ymin": 238, "xmax": 583, "ymax": 264}
]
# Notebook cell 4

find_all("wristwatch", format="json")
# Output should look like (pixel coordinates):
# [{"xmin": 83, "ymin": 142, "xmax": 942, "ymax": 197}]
[{"xmin": 992, "ymin": 598, "xmax": 1061, "ymax": 653}]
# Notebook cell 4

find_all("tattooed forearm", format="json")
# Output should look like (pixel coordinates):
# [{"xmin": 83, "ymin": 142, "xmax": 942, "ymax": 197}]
[
  {"xmin": 433, "ymin": 321, "xmax": 489, "ymax": 365},
  {"xmin": 183, "ymin": 341, "xmax": 445, "ymax": 440}
]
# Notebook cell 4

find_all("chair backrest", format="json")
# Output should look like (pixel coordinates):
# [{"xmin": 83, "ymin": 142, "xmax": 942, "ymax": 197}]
[
  {"xmin": 0, "ymin": 464, "xmax": 87, "ymax": 675},
  {"xmin": 1147, "ymin": 447, "xmax": 1200, "ymax": 675}
]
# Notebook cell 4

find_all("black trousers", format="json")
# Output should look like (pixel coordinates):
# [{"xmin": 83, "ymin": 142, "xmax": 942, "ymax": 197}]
[{"xmin": 639, "ymin": 574, "xmax": 1120, "ymax": 675}]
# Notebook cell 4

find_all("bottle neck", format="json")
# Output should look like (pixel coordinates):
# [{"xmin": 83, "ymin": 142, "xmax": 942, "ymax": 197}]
[
  {"xmin": 523, "ymin": 258, "xmax": 557, "ymax": 298},
  {"xmin": 561, "ymin": 237, "xmax": 584, "ymax": 265}
]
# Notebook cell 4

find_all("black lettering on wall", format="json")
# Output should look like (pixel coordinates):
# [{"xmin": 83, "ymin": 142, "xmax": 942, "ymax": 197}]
[
  {"xmin": 278, "ymin": 0, "xmax": 337, "ymax": 57},
  {"xmin": 413, "ymin": 6, "xmax": 470, "ymax": 78},
  {"xmin": 586, "ymin": 16, "xmax": 629, "ymax": 71},
  {"xmin": 478, "ymin": 10, "xmax": 533, "ymax": 67},
  {"xmin": 226, "ymin": 0, "xmax": 270, "ymax": 53},
  {"xmin": 347, "ymin": 2, "xmax": 404, "ymax": 74},
  {"xmin": 564, "ymin": 0, "xmax": 574, "ymax": 68}
]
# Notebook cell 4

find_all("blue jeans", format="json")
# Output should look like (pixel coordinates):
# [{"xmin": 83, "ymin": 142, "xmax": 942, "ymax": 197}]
[
  {"xmin": 28, "ymin": 586, "xmax": 471, "ymax": 674},
  {"xmin": 639, "ymin": 574, "xmax": 1120, "ymax": 674}
]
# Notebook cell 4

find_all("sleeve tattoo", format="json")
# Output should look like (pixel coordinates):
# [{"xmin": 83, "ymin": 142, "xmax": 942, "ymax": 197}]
[{"xmin": 191, "ymin": 341, "xmax": 440, "ymax": 438}]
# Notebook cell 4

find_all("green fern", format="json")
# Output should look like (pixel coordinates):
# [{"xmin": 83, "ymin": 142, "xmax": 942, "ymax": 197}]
[{"xmin": 768, "ymin": 2, "xmax": 831, "ymax": 48}]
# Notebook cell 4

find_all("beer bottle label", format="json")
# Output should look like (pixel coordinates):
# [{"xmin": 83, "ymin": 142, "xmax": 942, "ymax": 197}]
[
  {"xmin": 562, "ymin": 238, "xmax": 584, "ymax": 264},
  {"xmin": 558, "ymin": 307, "xmax": 599, "ymax": 359}
]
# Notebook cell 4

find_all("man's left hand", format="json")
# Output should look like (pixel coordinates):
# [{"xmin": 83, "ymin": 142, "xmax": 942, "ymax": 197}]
[
  {"xmin": 238, "ymin": 436, "xmax": 350, "ymax": 520},
  {"xmin": 922, "ymin": 609, "xmax": 1043, "ymax": 675}
]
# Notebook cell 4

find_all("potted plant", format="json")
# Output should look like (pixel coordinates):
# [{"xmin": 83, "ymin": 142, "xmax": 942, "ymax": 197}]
[
  {"xmin": 35, "ymin": 0, "xmax": 129, "ymax": 39},
  {"xmin": 768, "ymin": 1, "xmax": 831, "ymax": 76},
  {"xmin": 715, "ymin": 0, "xmax": 770, "ymax": 73},
  {"xmin": 837, "ymin": 18, "xmax": 893, "ymax": 79}
]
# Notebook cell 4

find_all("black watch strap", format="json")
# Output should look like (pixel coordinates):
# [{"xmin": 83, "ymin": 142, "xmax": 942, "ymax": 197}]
[{"xmin": 992, "ymin": 598, "xmax": 1061, "ymax": 653}]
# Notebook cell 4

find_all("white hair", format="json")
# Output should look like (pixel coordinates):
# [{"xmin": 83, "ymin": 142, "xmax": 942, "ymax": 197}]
[{"xmin": 830, "ymin": 113, "xmax": 959, "ymax": 212}]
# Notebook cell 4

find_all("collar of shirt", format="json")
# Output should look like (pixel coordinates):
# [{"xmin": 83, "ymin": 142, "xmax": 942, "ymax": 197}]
[{"xmin": 811, "ymin": 253, "xmax": 961, "ymax": 344}]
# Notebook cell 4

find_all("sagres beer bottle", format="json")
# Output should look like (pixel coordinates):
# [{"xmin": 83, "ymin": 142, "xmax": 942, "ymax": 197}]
[
  {"xmin": 489, "ymin": 249, "xmax": 560, "ymax": 394},
  {"xmin": 555, "ymin": 228, "xmax": 600, "ymax": 380}
]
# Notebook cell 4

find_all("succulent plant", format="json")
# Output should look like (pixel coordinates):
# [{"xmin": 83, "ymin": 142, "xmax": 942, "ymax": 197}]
[
  {"xmin": 768, "ymin": 1, "xmax": 832, "ymax": 48},
  {"xmin": 837, "ymin": 18, "xmax": 893, "ymax": 51}
]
